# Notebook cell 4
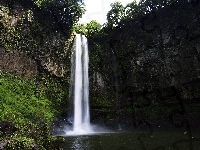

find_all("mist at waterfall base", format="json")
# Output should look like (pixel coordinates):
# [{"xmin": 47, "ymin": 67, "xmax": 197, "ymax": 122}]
[{"xmin": 65, "ymin": 34, "xmax": 112, "ymax": 136}]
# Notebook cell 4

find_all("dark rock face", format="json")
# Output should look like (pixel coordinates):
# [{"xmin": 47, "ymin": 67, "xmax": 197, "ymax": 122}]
[
  {"xmin": 119, "ymin": 6, "xmax": 200, "ymax": 127},
  {"xmin": 0, "ymin": 47, "xmax": 37, "ymax": 78},
  {"xmin": 0, "ymin": 122, "xmax": 16, "ymax": 149},
  {"xmin": 88, "ymin": 3, "xmax": 200, "ymax": 129},
  {"xmin": 50, "ymin": 112, "xmax": 73, "ymax": 136},
  {"xmin": 0, "ymin": 140, "xmax": 8, "ymax": 149},
  {"xmin": 0, "ymin": 121, "xmax": 17, "ymax": 136},
  {"xmin": 120, "ymin": 4, "xmax": 200, "ymax": 93}
]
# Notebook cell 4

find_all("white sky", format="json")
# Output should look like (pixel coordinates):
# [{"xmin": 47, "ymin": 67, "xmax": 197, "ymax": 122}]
[{"xmin": 79, "ymin": 0, "xmax": 140, "ymax": 25}]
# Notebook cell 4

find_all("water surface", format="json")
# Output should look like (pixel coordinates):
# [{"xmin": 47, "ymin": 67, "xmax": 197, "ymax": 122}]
[{"xmin": 60, "ymin": 128, "xmax": 200, "ymax": 150}]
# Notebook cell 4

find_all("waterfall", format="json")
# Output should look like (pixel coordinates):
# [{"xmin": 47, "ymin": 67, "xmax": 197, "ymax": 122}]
[{"xmin": 68, "ymin": 34, "xmax": 91, "ymax": 134}]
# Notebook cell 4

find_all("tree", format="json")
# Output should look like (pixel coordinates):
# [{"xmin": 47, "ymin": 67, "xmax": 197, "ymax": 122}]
[
  {"xmin": 1, "ymin": 0, "xmax": 85, "ymax": 33},
  {"xmin": 85, "ymin": 20, "xmax": 101, "ymax": 36},
  {"xmin": 124, "ymin": 0, "xmax": 139, "ymax": 19},
  {"xmin": 74, "ymin": 20, "xmax": 101, "ymax": 37},
  {"xmin": 106, "ymin": 2, "xmax": 125, "ymax": 27}
]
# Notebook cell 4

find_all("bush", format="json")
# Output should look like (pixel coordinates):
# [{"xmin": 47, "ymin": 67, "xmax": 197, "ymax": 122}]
[{"xmin": 0, "ymin": 72, "xmax": 63, "ymax": 149}]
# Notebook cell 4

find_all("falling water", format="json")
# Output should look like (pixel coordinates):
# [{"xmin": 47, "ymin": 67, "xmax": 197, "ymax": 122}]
[{"xmin": 68, "ymin": 34, "xmax": 91, "ymax": 135}]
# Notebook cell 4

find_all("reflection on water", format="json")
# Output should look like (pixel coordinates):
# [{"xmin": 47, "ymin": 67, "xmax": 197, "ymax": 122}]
[{"xmin": 70, "ymin": 136, "xmax": 90, "ymax": 150}]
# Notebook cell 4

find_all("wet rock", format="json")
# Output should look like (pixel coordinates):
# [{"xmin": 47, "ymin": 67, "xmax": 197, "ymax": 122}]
[
  {"xmin": 0, "ymin": 121, "xmax": 17, "ymax": 136},
  {"xmin": 0, "ymin": 140, "xmax": 8, "ymax": 149}
]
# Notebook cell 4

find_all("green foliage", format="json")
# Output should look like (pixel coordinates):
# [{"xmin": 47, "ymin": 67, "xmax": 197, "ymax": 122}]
[
  {"xmin": 0, "ymin": 73, "xmax": 56, "ymax": 124},
  {"xmin": 0, "ymin": 72, "xmax": 64, "ymax": 149},
  {"xmin": 39, "ymin": 74, "xmax": 69, "ymax": 110},
  {"xmin": 85, "ymin": 20, "xmax": 102, "ymax": 36},
  {"xmin": 1, "ymin": 122, "xmax": 64, "ymax": 149},
  {"xmin": 74, "ymin": 23, "xmax": 87, "ymax": 35},
  {"xmin": 0, "ymin": 0, "xmax": 76, "ymax": 142},
  {"xmin": 107, "ymin": 2, "xmax": 125, "ymax": 27},
  {"xmin": 74, "ymin": 20, "xmax": 101, "ymax": 37},
  {"xmin": 35, "ymin": 0, "xmax": 85, "ymax": 29},
  {"xmin": 7, "ymin": 136, "xmax": 35, "ymax": 149},
  {"xmin": 90, "ymin": 94, "xmax": 113, "ymax": 107},
  {"xmin": 124, "ymin": 1, "xmax": 140, "ymax": 19}
]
